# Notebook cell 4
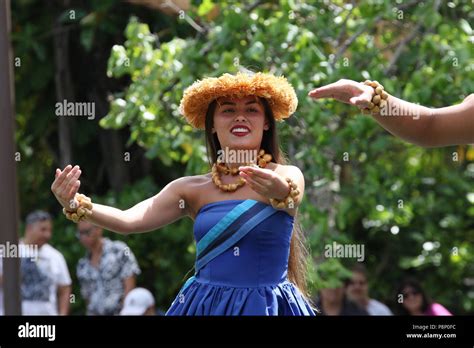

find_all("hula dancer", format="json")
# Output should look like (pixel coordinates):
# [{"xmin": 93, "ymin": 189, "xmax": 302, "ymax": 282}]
[{"xmin": 51, "ymin": 71, "xmax": 316, "ymax": 315}]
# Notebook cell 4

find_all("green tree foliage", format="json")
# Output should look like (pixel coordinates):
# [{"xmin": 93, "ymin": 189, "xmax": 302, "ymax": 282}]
[
  {"xmin": 102, "ymin": 1, "xmax": 474, "ymax": 313},
  {"xmin": 13, "ymin": 0, "xmax": 474, "ymax": 313}
]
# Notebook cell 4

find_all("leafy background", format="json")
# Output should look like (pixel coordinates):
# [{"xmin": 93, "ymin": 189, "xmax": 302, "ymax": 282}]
[{"xmin": 10, "ymin": 0, "xmax": 474, "ymax": 314}]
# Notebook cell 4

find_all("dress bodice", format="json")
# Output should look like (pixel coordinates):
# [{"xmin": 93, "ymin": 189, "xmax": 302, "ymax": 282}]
[
  {"xmin": 193, "ymin": 199, "xmax": 294, "ymax": 287},
  {"xmin": 166, "ymin": 199, "xmax": 315, "ymax": 316}
]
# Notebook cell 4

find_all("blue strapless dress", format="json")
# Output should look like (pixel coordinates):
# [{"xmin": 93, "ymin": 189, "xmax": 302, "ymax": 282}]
[{"xmin": 166, "ymin": 199, "xmax": 316, "ymax": 316}]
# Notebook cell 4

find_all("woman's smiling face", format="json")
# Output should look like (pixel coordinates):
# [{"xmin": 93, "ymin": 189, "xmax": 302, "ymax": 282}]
[{"xmin": 213, "ymin": 95, "xmax": 269, "ymax": 151}]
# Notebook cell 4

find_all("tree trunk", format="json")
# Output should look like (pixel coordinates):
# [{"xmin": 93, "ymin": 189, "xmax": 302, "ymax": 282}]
[
  {"xmin": 53, "ymin": 5, "xmax": 73, "ymax": 168},
  {"xmin": 88, "ymin": 84, "xmax": 131, "ymax": 192},
  {"xmin": 98, "ymin": 129, "xmax": 130, "ymax": 192}
]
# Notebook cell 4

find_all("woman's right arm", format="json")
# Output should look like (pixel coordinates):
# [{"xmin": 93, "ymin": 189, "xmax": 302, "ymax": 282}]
[{"xmin": 51, "ymin": 165, "xmax": 190, "ymax": 235}]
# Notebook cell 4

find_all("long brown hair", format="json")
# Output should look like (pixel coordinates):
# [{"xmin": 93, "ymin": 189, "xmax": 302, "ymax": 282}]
[{"xmin": 204, "ymin": 96, "xmax": 310, "ymax": 297}]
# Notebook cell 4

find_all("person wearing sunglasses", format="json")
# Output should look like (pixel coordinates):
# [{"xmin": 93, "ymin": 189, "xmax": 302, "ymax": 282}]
[
  {"xmin": 346, "ymin": 264, "xmax": 392, "ymax": 316},
  {"xmin": 396, "ymin": 278, "xmax": 452, "ymax": 316},
  {"xmin": 75, "ymin": 220, "xmax": 141, "ymax": 315}
]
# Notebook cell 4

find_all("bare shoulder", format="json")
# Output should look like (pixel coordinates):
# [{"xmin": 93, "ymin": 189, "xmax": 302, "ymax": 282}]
[
  {"xmin": 169, "ymin": 174, "xmax": 211, "ymax": 195},
  {"xmin": 160, "ymin": 175, "xmax": 211, "ymax": 219}
]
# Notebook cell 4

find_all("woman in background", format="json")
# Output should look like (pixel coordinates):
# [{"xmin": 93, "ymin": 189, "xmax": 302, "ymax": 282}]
[{"xmin": 396, "ymin": 278, "xmax": 452, "ymax": 316}]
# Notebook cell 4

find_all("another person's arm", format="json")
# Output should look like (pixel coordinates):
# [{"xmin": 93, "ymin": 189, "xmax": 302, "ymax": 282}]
[
  {"xmin": 123, "ymin": 276, "xmax": 136, "ymax": 298},
  {"xmin": 76, "ymin": 263, "xmax": 91, "ymax": 313},
  {"xmin": 56, "ymin": 251, "xmax": 72, "ymax": 315},
  {"xmin": 51, "ymin": 165, "xmax": 190, "ymax": 234},
  {"xmin": 308, "ymin": 79, "xmax": 474, "ymax": 147},
  {"xmin": 118, "ymin": 243, "xmax": 140, "ymax": 307},
  {"xmin": 57, "ymin": 285, "xmax": 71, "ymax": 315}
]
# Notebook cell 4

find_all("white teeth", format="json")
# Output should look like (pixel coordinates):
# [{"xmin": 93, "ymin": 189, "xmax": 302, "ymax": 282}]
[{"xmin": 232, "ymin": 127, "xmax": 249, "ymax": 133}]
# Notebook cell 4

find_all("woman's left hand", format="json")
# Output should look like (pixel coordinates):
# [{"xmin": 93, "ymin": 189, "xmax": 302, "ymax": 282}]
[{"xmin": 238, "ymin": 166, "xmax": 290, "ymax": 200}]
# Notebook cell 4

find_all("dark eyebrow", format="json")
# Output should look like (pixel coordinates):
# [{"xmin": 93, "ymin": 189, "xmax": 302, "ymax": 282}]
[{"xmin": 220, "ymin": 100, "xmax": 261, "ymax": 106}]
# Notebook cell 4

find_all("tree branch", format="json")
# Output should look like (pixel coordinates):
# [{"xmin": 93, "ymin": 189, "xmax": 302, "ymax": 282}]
[
  {"xmin": 245, "ymin": 0, "xmax": 267, "ymax": 13},
  {"xmin": 334, "ymin": 0, "xmax": 356, "ymax": 47},
  {"xmin": 160, "ymin": 0, "xmax": 207, "ymax": 34},
  {"xmin": 330, "ymin": 0, "xmax": 423, "ymax": 69},
  {"xmin": 383, "ymin": 22, "xmax": 422, "ymax": 75},
  {"xmin": 384, "ymin": 0, "xmax": 441, "ymax": 75},
  {"xmin": 330, "ymin": 13, "xmax": 384, "ymax": 68}
]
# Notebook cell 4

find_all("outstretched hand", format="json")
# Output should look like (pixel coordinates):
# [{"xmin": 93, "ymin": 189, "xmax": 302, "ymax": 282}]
[
  {"xmin": 51, "ymin": 165, "xmax": 82, "ymax": 211},
  {"xmin": 308, "ymin": 79, "xmax": 375, "ymax": 109},
  {"xmin": 238, "ymin": 165, "xmax": 290, "ymax": 201}
]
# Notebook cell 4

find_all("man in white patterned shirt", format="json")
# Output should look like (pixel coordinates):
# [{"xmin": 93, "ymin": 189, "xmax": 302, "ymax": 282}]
[
  {"xmin": 76, "ymin": 220, "xmax": 141, "ymax": 315},
  {"xmin": 0, "ymin": 211, "xmax": 71, "ymax": 315}
]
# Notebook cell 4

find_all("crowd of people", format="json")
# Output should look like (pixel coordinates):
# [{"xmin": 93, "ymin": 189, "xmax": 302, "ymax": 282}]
[
  {"xmin": 0, "ymin": 209, "xmax": 452, "ymax": 316},
  {"xmin": 315, "ymin": 264, "xmax": 452, "ymax": 316},
  {"xmin": 0, "ymin": 210, "xmax": 154, "ymax": 315}
]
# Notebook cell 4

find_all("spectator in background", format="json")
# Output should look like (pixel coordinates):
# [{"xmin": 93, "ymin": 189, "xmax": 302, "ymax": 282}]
[
  {"xmin": 0, "ymin": 211, "xmax": 72, "ymax": 315},
  {"xmin": 316, "ymin": 286, "xmax": 368, "ymax": 316},
  {"xmin": 76, "ymin": 220, "xmax": 141, "ymax": 315},
  {"xmin": 120, "ymin": 287, "xmax": 155, "ymax": 315},
  {"xmin": 346, "ymin": 264, "xmax": 393, "ymax": 315},
  {"xmin": 396, "ymin": 278, "xmax": 452, "ymax": 316}
]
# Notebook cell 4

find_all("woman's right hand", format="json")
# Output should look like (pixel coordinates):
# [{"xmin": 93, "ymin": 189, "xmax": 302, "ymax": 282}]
[{"xmin": 51, "ymin": 165, "xmax": 82, "ymax": 211}]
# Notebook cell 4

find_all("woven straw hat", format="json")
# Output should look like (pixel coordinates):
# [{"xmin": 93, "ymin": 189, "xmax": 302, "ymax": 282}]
[{"xmin": 179, "ymin": 71, "xmax": 298, "ymax": 129}]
